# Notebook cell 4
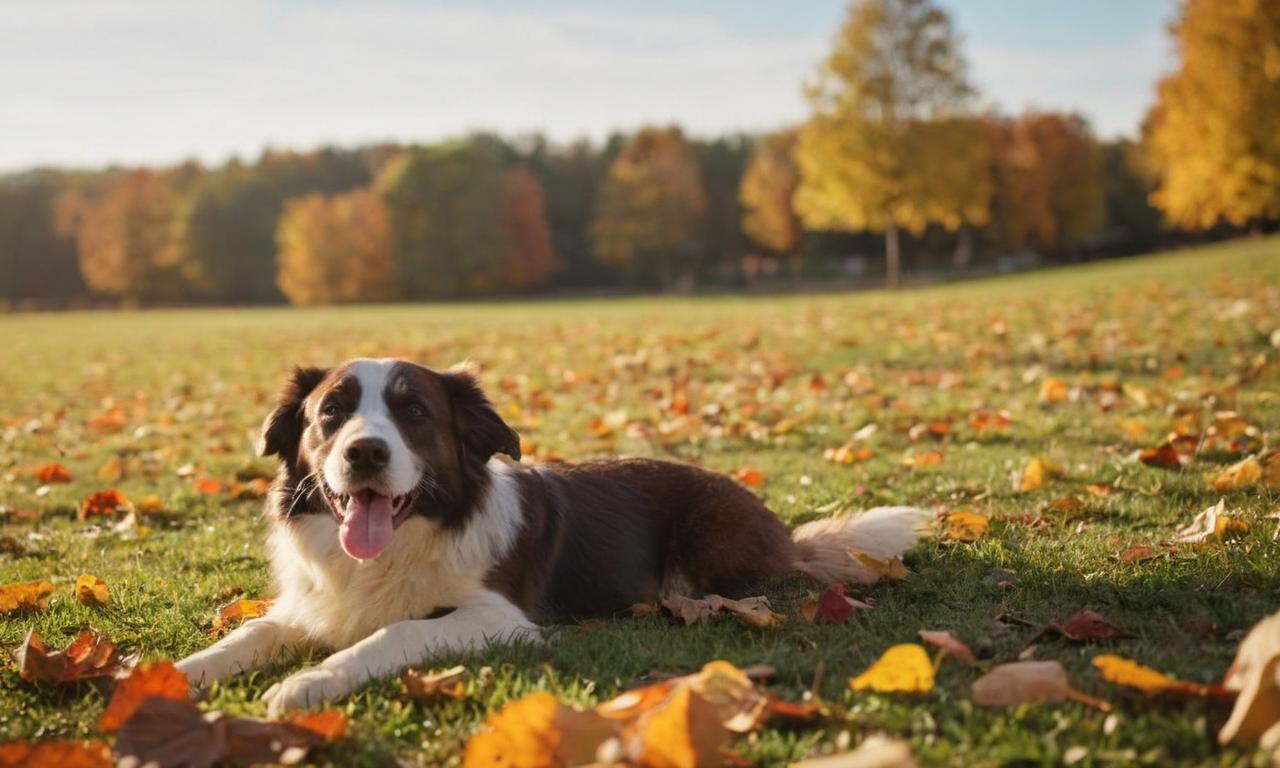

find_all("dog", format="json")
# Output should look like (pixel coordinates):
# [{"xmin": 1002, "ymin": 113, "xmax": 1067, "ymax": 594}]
[{"xmin": 175, "ymin": 358, "xmax": 928, "ymax": 714}]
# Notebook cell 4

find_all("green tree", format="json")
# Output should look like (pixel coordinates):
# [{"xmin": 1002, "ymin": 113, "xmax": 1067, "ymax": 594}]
[
  {"xmin": 1146, "ymin": 0, "xmax": 1280, "ymax": 228},
  {"xmin": 378, "ymin": 141, "xmax": 508, "ymax": 297},
  {"xmin": 591, "ymin": 126, "xmax": 707, "ymax": 289},
  {"xmin": 794, "ymin": 0, "xmax": 990, "ymax": 287},
  {"xmin": 739, "ymin": 130, "xmax": 802, "ymax": 258},
  {"xmin": 276, "ymin": 188, "xmax": 394, "ymax": 306},
  {"xmin": 0, "ymin": 171, "xmax": 85, "ymax": 305}
]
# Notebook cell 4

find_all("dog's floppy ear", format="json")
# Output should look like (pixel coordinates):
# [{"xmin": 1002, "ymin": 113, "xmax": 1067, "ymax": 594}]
[
  {"xmin": 258, "ymin": 366, "xmax": 329, "ymax": 464},
  {"xmin": 441, "ymin": 366, "xmax": 521, "ymax": 470}
]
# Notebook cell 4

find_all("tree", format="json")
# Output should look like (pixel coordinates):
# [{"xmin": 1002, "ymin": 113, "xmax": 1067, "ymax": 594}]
[
  {"xmin": 527, "ymin": 138, "xmax": 616, "ymax": 288},
  {"xmin": 1146, "ymin": 0, "xmax": 1280, "ymax": 228},
  {"xmin": 740, "ymin": 130, "xmax": 802, "ymax": 258},
  {"xmin": 986, "ymin": 111, "xmax": 1105, "ymax": 252},
  {"xmin": 378, "ymin": 141, "xmax": 508, "ymax": 297},
  {"xmin": 55, "ymin": 164, "xmax": 204, "ymax": 303},
  {"xmin": 501, "ymin": 165, "xmax": 557, "ymax": 291},
  {"xmin": 591, "ymin": 126, "xmax": 707, "ymax": 289},
  {"xmin": 275, "ymin": 189, "xmax": 394, "ymax": 306},
  {"xmin": 695, "ymin": 135, "xmax": 751, "ymax": 273},
  {"xmin": 794, "ymin": 0, "xmax": 989, "ymax": 287},
  {"xmin": 1101, "ymin": 139, "xmax": 1162, "ymax": 248},
  {"xmin": 0, "ymin": 171, "xmax": 85, "ymax": 305}
]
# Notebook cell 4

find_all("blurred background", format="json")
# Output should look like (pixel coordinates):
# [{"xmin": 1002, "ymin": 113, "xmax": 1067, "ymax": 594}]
[{"xmin": 1, "ymin": 0, "xmax": 1275, "ymax": 308}]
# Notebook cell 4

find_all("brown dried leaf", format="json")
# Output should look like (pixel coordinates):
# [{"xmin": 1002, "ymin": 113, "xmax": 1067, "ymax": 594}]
[
  {"xmin": 75, "ymin": 574, "xmax": 109, "ymax": 606},
  {"xmin": 971, "ymin": 661, "xmax": 1109, "ymax": 710},
  {"xmin": 403, "ymin": 665, "xmax": 469, "ymax": 702},
  {"xmin": 919, "ymin": 630, "xmax": 977, "ymax": 667},
  {"xmin": 16, "ymin": 629, "xmax": 126, "ymax": 684}
]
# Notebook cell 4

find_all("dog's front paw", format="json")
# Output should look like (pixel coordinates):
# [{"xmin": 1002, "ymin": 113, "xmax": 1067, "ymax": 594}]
[
  {"xmin": 175, "ymin": 655, "xmax": 217, "ymax": 690},
  {"xmin": 263, "ymin": 668, "xmax": 351, "ymax": 716}
]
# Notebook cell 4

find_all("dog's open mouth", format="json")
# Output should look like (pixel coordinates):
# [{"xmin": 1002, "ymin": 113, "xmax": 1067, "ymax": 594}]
[{"xmin": 322, "ymin": 485, "xmax": 415, "ymax": 561}]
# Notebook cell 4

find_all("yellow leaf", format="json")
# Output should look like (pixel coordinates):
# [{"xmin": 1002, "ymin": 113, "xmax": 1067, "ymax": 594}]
[
  {"xmin": 944, "ymin": 511, "xmax": 990, "ymax": 542},
  {"xmin": 1213, "ymin": 457, "xmax": 1261, "ymax": 492},
  {"xmin": 75, "ymin": 574, "xmax": 110, "ymax": 606},
  {"xmin": 210, "ymin": 598, "xmax": 274, "ymax": 636},
  {"xmin": 850, "ymin": 644, "xmax": 934, "ymax": 694},
  {"xmin": 462, "ymin": 692, "xmax": 615, "ymax": 768},
  {"xmin": 1016, "ymin": 457, "xmax": 1047, "ymax": 492},
  {"xmin": 1220, "ymin": 609, "xmax": 1280, "ymax": 745},
  {"xmin": 850, "ymin": 550, "xmax": 908, "ymax": 580},
  {"xmin": 1039, "ymin": 377, "xmax": 1069, "ymax": 404},
  {"xmin": 0, "ymin": 581, "xmax": 54, "ymax": 614},
  {"xmin": 1092, "ymin": 654, "xmax": 1233, "ymax": 699},
  {"xmin": 631, "ymin": 684, "xmax": 728, "ymax": 768}
]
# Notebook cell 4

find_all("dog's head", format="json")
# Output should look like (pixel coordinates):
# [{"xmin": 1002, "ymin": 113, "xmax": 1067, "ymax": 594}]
[{"xmin": 258, "ymin": 358, "xmax": 519, "ymax": 560}]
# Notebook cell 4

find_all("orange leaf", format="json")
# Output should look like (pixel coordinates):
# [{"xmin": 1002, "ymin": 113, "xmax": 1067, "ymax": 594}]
[
  {"xmin": 1015, "ymin": 457, "xmax": 1055, "ymax": 492},
  {"xmin": 734, "ymin": 467, "xmax": 765, "ymax": 487},
  {"xmin": 631, "ymin": 684, "xmax": 728, "ymax": 768},
  {"xmin": 34, "ymin": 463, "xmax": 73, "ymax": 484},
  {"xmin": 902, "ymin": 450, "xmax": 944, "ymax": 468},
  {"xmin": 0, "ymin": 740, "xmax": 112, "ymax": 768},
  {"xmin": 210, "ymin": 598, "xmax": 274, "ymax": 636},
  {"xmin": 0, "ymin": 580, "xmax": 54, "ymax": 614},
  {"xmin": 1092, "ymin": 655, "xmax": 1234, "ymax": 701},
  {"xmin": 75, "ymin": 574, "xmax": 110, "ymax": 606},
  {"xmin": 1214, "ymin": 457, "xmax": 1262, "ymax": 492},
  {"xmin": 944, "ymin": 511, "xmax": 990, "ymax": 542},
  {"xmin": 16, "ymin": 629, "xmax": 126, "ymax": 684},
  {"xmin": 849, "ymin": 644, "xmax": 934, "ymax": 693},
  {"xmin": 1139, "ymin": 442, "xmax": 1187, "ymax": 470},
  {"xmin": 96, "ymin": 457, "xmax": 125, "ymax": 483},
  {"xmin": 281, "ymin": 710, "xmax": 348, "ymax": 742},
  {"xmin": 403, "ymin": 665, "xmax": 469, "ymax": 702},
  {"xmin": 1118, "ymin": 545, "xmax": 1161, "ymax": 564},
  {"xmin": 462, "ymin": 692, "xmax": 615, "ymax": 768},
  {"xmin": 80, "ymin": 489, "xmax": 130, "ymax": 520},
  {"xmin": 919, "ymin": 630, "xmax": 977, "ymax": 666},
  {"xmin": 99, "ymin": 661, "xmax": 190, "ymax": 733},
  {"xmin": 1038, "ymin": 377, "xmax": 1069, "ymax": 404},
  {"xmin": 193, "ymin": 476, "xmax": 224, "ymax": 495}
]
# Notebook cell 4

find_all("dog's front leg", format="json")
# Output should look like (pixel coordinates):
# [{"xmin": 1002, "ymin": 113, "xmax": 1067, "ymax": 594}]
[
  {"xmin": 262, "ymin": 590, "xmax": 537, "ymax": 715},
  {"xmin": 176, "ymin": 618, "xmax": 301, "ymax": 689}
]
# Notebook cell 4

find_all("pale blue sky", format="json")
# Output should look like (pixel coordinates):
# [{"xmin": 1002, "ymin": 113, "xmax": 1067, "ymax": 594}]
[{"xmin": 0, "ymin": 1, "xmax": 1175, "ymax": 172}]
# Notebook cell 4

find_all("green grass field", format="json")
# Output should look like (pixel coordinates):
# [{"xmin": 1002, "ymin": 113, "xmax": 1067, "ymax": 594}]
[{"xmin": 2, "ymin": 237, "xmax": 1279, "ymax": 766}]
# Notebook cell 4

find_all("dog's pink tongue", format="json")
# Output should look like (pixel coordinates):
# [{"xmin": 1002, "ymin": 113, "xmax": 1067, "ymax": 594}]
[{"xmin": 340, "ymin": 492, "xmax": 395, "ymax": 560}]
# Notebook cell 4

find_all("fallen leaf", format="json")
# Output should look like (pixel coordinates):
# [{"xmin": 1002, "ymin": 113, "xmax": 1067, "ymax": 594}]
[
  {"xmin": 0, "ymin": 580, "xmax": 54, "ymax": 614},
  {"xmin": 0, "ymin": 740, "xmax": 111, "ymax": 768},
  {"xmin": 81, "ymin": 489, "xmax": 130, "ymax": 520},
  {"xmin": 791, "ymin": 735, "xmax": 918, "ymax": 768},
  {"xmin": 99, "ymin": 661, "xmax": 190, "ymax": 733},
  {"xmin": 902, "ymin": 450, "xmax": 944, "ymax": 468},
  {"xmin": 944, "ymin": 511, "xmax": 990, "ymax": 542},
  {"xmin": 34, "ymin": 463, "xmax": 73, "ymax": 484},
  {"xmin": 1092, "ymin": 655, "xmax": 1234, "ymax": 701},
  {"xmin": 115, "ymin": 697, "xmax": 321, "ymax": 768},
  {"xmin": 281, "ymin": 710, "xmax": 348, "ymax": 742},
  {"xmin": 628, "ymin": 684, "xmax": 728, "ymax": 768},
  {"xmin": 1117, "ymin": 545, "xmax": 1161, "ymax": 564},
  {"xmin": 1039, "ymin": 377, "xmax": 1069, "ymax": 405},
  {"xmin": 850, "ymin": 644, "xmax": 934, "ymax": 694},
  {"xmin": 1171, "ymin": 499, "xmax": 1247, "ymax": 544},
  {"xmin": 1015, "ymin": 457, "xmax": 1055, "ymax": 492},
  {"xmin": 1214, "ymin": 457, "xmax": 1262, "ymax": 492},
  {"xmin": 16, "ymin": 629, "xmax": 127, "ymax": 684},
  {"xmin": 97, "ymin": 457, "xmax": 125, "ymax": 483},
  {"xmin": 136, "ymin": 494, "xmax": 165, "ymax": 514},
  {"xmin": 1050, "ymin": 610, "xmax": 1132, "ymax": 642},
  {"xmin": 971, "ymin": 661, "xmax": 1109, "ymax": 710},
  {"xmin": 811, "ymin": 584, "xmax": 866, "ymax": 625},
  {"xmin": 462, "ymin": 692, "xmax": 615, "ymax": 768},
  {"xmin": 849, "ymin": 551, "xmax": 907, "ymax": 580},
  {"xmin": 1139, "ymin": 442, "xmax": 1188, "ymax": 470},
  {"xmin": 403, "ymin": 665, "xmax": 469, "ymax": 702},
  {"xmin": 1084, "ymin": 483, "xmax": 1115, "ymax": 498},
  {"xmin": 683, "ymin": 660, "xmax": 768, "ymax": 733},
  {"xmin": 919, "ymin": 630, "xmax": 977, "ymax": 667},
  {"xmin": 210, "ymin": 598, "xmax": 274, "ymax": 636},
  {"xmin": 193, "ymin": 476, "xmax": 224, "ymax": 495},
  {"xmin": 75, "ymin": 574, "xmax": 110, "ymax": 606},
  {"xmin": 1220, "ymin": 609, "xmax": 1280, "ymax": 746},
  {"xmin": 734, "ymin": 467, "xmax": 765, "ymax": 487},
  {"xmin": 662, "ymin": 594, "xmax": 781, "ymax": 628}
]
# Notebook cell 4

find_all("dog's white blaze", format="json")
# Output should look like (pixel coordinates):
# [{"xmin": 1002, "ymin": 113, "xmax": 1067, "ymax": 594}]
[{"xmin": 322, "ymin": 358, "xmax": 418, "ymax": 498}]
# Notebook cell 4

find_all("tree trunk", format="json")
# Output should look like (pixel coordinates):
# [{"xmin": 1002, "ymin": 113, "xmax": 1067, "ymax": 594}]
[{"xmin": 885, "ymin": 223, "xmax": 901, "ymax": 289}]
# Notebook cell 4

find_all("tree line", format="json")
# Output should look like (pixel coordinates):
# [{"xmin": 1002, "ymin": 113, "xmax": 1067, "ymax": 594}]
[{"xmin": 1, "ymin": 0, "xmax": 1273, "ymax": 307}]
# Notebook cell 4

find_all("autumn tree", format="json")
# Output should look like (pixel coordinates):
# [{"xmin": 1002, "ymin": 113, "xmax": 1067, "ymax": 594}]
[
  {"xmin": 501, "ymin": 165, "xmax": 557, "ymax": 291},
  {"xmin": 275, "ymin": 188, "xmax": 394, "ymax": 306},
  {"xmin": 591, "ymin": 126, "xmax": 707, "ymax": 289},
  {"xmin": 0, "ymin": 171, "xmax": 85, "ymax": 304},
  {"xmin": 1146, "ymin": 0, "xmax": 1280, "ymax": 228},
  {"xmin": 986, "ymin": 111, "xmax": 1105, "ymax": 251},
  {"xmin": 739, "ymin": 130, "xmax": 802, "ymax": 258},
  {"xmin": 378, "ymin": 141, "xmax": 508, "ymax": 297},
  {"xmin": 795, "ymin": 0, "xmax": 990, "ymax": 287},
  {"xmin": 55, "ymin": 164, "xmax": 204, "ymax": 302}
]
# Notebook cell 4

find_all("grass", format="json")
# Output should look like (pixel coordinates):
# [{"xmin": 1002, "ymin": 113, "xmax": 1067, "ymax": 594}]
[{"xmin": 1, "ymin": 237, "xmax": 1278, "ymax": 766}]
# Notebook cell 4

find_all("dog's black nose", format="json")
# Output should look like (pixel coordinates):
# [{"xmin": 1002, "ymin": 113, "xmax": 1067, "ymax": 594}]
[{"xmin": 344, "ymin": 437, "xmax": 390, "ymax": 472}]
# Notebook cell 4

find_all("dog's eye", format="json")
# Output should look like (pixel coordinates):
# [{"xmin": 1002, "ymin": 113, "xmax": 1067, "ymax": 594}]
[
  {"xmin": 407, "ymin": 403, "xmax": 428, "ymax": 419},
  {"xmin": 321, "ymin": 402, "xmax": 343, "ymax": 418}
]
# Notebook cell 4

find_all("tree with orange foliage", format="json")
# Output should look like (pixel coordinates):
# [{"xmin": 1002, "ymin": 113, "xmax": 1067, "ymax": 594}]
[
  {"xmin": 986, "ymin": 111, "xmax": 1105, "ymax": 251},
  {"xmin": 55, "ymin": 165, "xmax": 203, "ymax": 302},
  {"xmin": 275, "ymin": 188, "xmax": 394, "ymax": 306},
  {"xmin": 501, "ymin": 165, "xmax": 557, "ymax": 291},
  {"xmin": 592, "ymin": 126, "xmax": 706, "ymax": 289},
  {"xmin": 739, "ymin": 130, "xmax": 802, "ymax": 259},
  {"xmin": 1146, "ymin": 0, "xmax": 1280, "ymax": 228}
]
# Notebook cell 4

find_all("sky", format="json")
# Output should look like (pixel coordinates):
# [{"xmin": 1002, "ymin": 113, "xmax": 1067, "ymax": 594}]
[{"xmin": 0, "ymin": 0, "xmax": 1176, "ymax": 172}]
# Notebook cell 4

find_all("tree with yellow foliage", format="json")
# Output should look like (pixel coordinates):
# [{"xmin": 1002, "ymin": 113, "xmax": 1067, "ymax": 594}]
[
  {"xmin": 1146, "ymin": 0, "xmax": 1280, "ymax": 228},
  {"xmin": 275, "ymin": 189, "xmax": 394, "ymax": 305},
  {"xmin": 739, "ymin": 130, "xmax": 802, "ymax": 258},
  {"xmin": 592, "ymin": 126, "xmax": 706, "ymax": 289},
  {"xmin": 794, "ymin": 0, "xmax": 990, "ymax": 287}
]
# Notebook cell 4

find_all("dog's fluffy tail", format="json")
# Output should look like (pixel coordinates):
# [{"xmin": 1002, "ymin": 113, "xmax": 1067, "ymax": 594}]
[{"xmin": 790, "ymin": 506, "xmax": 932, "ymax": 585}]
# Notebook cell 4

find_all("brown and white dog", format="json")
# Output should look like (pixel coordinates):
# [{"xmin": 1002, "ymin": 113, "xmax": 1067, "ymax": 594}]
[{"xmin": 176, "ymin": 358, "xmax": 927, "ymax": 714}]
